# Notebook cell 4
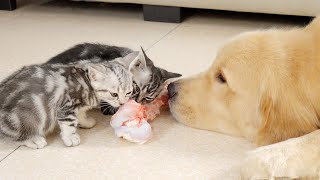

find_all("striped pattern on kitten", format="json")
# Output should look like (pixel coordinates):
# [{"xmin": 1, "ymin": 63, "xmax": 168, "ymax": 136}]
[
  {"xmin": 0, "ymin": 62, "xmax": 133, "ymax": 148},
  {"xmin": 46, "ymin": 43, "xmax": 182, "ymax": 115}
]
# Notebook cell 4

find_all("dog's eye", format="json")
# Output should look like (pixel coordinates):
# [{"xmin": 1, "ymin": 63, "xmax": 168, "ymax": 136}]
[{"xmin": 216, "ymin": 73, "xmax": 226, "ymax": 83}]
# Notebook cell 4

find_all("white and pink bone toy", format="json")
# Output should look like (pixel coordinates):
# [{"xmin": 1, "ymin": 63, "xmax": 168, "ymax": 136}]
[{"xmin": 110, "ymin": 92, "xmax": 169, "ymax": 144}]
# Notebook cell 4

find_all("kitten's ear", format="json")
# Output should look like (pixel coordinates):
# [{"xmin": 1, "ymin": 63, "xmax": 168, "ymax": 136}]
[
  {"xmin": 115, "ymin": 49, "xmax": 147, "ymax": 71},
  {"xmin": 160, "ymin": 68, "xmax": 182, "ymax": 81},
  {"xmin": 83, "ymin": 64, "xmax": 106, "ymax": 82},
  {"xmin": 114, "ymin": 52, "xmax": 138, "ymax": 68},
  {"xmin": 128, "ymin": 48, "xmax": 147, "ymax": 74},
  {"xmin": 140, "ymin": 46, "xmax": 154, "ymax": 66}
]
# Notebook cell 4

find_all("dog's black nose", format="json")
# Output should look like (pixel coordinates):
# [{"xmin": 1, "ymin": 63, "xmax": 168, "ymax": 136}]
[{"xmin": 167, "ymin": 83, "xmax": 177, "ymax": 99}]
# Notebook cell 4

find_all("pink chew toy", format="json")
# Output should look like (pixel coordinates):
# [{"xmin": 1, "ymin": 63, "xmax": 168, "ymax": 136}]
[{"xmin": 110, "ymin": 93, "xmax": 168, "ymax": 144}]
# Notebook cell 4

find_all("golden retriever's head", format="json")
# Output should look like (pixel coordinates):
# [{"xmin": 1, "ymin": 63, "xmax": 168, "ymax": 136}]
[
  {"xmin": 169, "ymin": 32, "xmax": 270, "ymax": 139},
  {"xmin": 169, "ymin": 19, "xmax": 320, "ymax": 145}
]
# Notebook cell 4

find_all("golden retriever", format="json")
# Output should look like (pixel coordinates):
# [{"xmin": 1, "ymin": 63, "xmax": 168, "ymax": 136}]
[{"xmin": 168, "ymin": 17, "xmax": 320, "ymax": 179}]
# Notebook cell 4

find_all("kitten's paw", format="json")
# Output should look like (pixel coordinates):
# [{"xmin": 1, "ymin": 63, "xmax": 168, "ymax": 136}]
[
  {"xmin": 23, "ymin": 136, "xmax": 47, "ymax": 149},
  {"xmin": 61, "ymin": 133, "xmax": 80, "ymax": 147},
  {"xmin": 79, "ymin": 117, "xmax": 96, "ymax": 129}
]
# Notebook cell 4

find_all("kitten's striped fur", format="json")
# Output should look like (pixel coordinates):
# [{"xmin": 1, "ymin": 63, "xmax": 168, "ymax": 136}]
[
  {"xmin": 0, "ymin": 62, "xmax": 133, "ymax": 148},
  {"xmin": 46, "ymin": 43, "xmax": 182, "ymax": 115}
]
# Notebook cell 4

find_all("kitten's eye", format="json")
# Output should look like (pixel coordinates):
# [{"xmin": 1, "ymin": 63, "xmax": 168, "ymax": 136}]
[
  {"xmin": 144, "ymin": 97, "xmax": 153, "ymax": 101},
  {"xmin": 110, "ymin": 93, "xmax": 118, "ymax": 97},
  {"xmin": 216, "ymin": 72, "xmax": 226, "ymax": 83},
  {"xmin": 126, "ymin": 91, "xmax": 132, "ymax": 95}
]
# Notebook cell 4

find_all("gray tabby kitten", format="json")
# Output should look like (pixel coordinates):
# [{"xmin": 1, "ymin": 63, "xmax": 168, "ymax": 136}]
[
  {"xmin": 0, "ymin": 61, "xmax": 133, "ymax": 149},
  {"xmin": 46, "ymin": 43, "xmax": 182, "ymax": 115}
]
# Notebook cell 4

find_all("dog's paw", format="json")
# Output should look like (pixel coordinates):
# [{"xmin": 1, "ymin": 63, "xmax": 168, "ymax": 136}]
[
  {"xmin": 23, "ymin": 136, "xmax": 47, "ymax": 149},
  {"xmin": 241, "ymin": 133, "xmax": 320, "ymax": 180},
  {"xmin": 61, "ymin": 133, "xmax": 80, "ymax": 147}
]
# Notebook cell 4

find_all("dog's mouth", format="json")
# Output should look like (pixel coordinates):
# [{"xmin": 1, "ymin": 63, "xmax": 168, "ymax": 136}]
[
  {"xmin": 168, "ymin": 93, "xmax": 180, "ymax": 116},
  {"xmin": 168, "ymin": 100, "xmax": 188, "ymax": 126},
  {"xmin": 168, "ymin": 92, "xmax": 177, "ymax": 100},
  {"xmin": 167, "ymin": 82, "xmax": 180, "ymax": 121},
  {"xmin": 168, "ymin": 100, "xmax": 177, "ymax": 118}
]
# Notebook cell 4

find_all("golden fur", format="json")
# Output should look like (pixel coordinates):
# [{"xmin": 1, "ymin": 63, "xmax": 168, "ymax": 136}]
[{"xmin": 169, "ymin": 17, "xmax": 320, "ymax": 179}]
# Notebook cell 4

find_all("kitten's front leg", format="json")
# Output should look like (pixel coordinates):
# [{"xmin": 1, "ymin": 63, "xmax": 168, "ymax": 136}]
[
  {"xmin": 76, "ymin": 106, "xmax": 96, "ymax": 129},
  {"xmin": 57, "ymin": 109, "xmax": 81, "ymax": 147}
]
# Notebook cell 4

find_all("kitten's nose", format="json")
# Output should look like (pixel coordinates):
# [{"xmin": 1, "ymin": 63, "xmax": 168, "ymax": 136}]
[
  {"xmin": 119, "ymin": 100, "xmax": 125, "ymax": 106},
  {"xmin": 167, "ymin": 83, "xmax": 177, "ymax": 99}
]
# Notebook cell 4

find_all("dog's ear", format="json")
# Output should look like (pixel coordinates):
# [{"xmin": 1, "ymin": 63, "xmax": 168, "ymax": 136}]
[{"xmin": 257, "ymin": 88, "xmax": 318, "ymax": 146}]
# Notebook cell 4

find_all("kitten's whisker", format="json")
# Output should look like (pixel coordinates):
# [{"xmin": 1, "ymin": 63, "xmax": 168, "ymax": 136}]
[
  {"xmin": 59, "ymin": 108, "xmax": 74, "ymax": 113},
  {"xmin": 99, "ymin": 104, "xmax": 112, "ymax": 108},
  {"xmin": 102, "ymin": 106, "xmax": 112, "ymax": 114},
  {"xmin": 100, "ymin": 106, "xmax": 111, "ymax": 108},
  {"xmin": 100, "ymin": 102, "xmax": 110, "ymax": 105}
]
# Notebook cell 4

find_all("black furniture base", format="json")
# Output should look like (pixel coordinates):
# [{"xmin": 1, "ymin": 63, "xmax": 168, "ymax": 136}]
[
  {"xmin": 143, "ymin": 5, "xmax": 183, "ymax": 23},
  {"xmin": 0, "ymin": 0, "xmax": 16, "ymax": 10}
]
